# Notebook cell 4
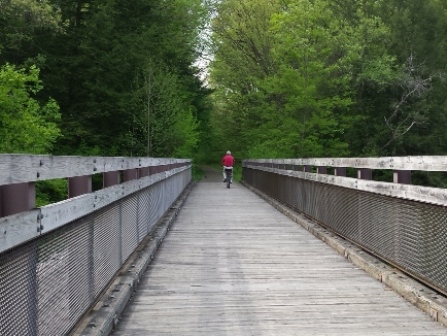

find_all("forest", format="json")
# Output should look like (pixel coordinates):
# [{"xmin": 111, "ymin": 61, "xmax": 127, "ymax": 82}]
[{"xmin": 1, "ymin": 0, "xmax": 447, "ymax": 165}]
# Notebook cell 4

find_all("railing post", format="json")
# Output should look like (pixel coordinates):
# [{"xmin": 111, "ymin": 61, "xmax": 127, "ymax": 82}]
[
  {"xmin": 69, "ymin": 176, "xmax": 92, "ymax": 198},
  {"xmin": 317, "ymin": 167, "xmax": 327, "ymax": 174},
  {"xmin": 124, "ymin": 169, "xmax": 138, "ymax": 181},
  {"xmin": 103, "ymin": 171, "xmax": 120, "ymax": 188},
  {"xmin": 139, "ymin": 167, "xmax": 150, "ymax": 178},
  {"xmin": 357, "ymin": 168, "xmax": 372, "ymax": 180},
  {"xmin": 0, "ymin": 182, "xmax": 36, "ymax": 217},
  {"xmin": 393, "ymin": 170, "xmax": 412, "ymax": 184},
  {"xmin": 334, "ymin": 167, "xmax": 346, "ymax": 176}
]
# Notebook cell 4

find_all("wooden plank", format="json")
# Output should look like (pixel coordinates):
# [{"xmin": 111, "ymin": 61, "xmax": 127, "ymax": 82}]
[
  {"xmin": 113, "ymin": 168, "xmax": 447, "ymax": 335},
  {"xmin": 0, "ymin": 210, "xmax": 40, "ymax": 253},
  {"xmin": 39, "ymin": 194, "xmax": 95, "ymax": 234},
  {"xmin": 245, "ymin": 156, "xmax": 447, "ymax": 171},
  {"xmin": 0, "ymin": 155, "xmax": 97, "ymax": 185},
  {"xmin": 0, "ymin": 154, "xmax": 192, "ymax": 186},
  {"xmin": 245, "ymin": 165, "xmax": 447, "ymax": 206}
]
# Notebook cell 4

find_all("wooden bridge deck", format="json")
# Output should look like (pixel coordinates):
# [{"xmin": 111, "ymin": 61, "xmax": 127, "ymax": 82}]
[{"xmin": 113, "ymin": 169, "xmax": 446, "ymax": 336}]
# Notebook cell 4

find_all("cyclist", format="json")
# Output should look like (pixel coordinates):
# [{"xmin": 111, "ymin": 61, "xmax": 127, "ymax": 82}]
[{"xmin": 221, "ymin": 150, "xmax": 235, "ymax": 183}]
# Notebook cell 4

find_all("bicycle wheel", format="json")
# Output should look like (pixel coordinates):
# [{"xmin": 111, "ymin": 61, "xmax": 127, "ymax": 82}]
[{"xmin": 225, "ymin": 170, "xmax": 231, "ymax": 188}]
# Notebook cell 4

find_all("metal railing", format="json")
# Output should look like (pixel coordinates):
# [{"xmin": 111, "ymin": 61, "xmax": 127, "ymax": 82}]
[
  {"xmin": 243, "ymin": 157, "xmax": 447, "ymax": 296},
  {"xmin": 0, "ymin": 155, "xmax": 192, "ymax": 336}
]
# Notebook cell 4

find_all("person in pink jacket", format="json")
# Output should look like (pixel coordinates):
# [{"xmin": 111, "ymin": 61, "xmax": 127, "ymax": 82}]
[{"xmin": 221, "ymin": 150, "xmax": 235, "ymax": 183}]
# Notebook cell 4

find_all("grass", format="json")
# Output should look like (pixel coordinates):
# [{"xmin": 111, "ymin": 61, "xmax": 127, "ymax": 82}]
[{"xmin": 191, "ymin": 164, "xmax": 206, "ymax": 181}]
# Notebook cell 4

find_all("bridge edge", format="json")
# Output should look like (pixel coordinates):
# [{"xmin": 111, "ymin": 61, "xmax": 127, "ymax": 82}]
[
  {"xmin": 71, "ymin": 181, "xmax": 196, "ymax": 336},
  {"xmin": 240, "ymin": 181, "xmax": 447, "ymax": 328}
]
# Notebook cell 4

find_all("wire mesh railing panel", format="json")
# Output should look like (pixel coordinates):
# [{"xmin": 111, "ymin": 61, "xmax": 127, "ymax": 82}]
[
  {"xmin": 165, "ymin": 180, "xmax": 173, "ymax": 210},
  {"xmin": 121, "ymin": 195, "xmax": 139, "ymax": 263},
  {"xmin": 138, "ymin": 189, "xmax": 150, "ymax": 243},
  {"xmin": 37, "ymin": 216, "xmax": 93, "ymax": 335},
  {"xmin": 93, "ymin": 205, "xmax": 121, "ymax": 297},
  {"xmin": 378, "ymin": 200, "xmax": 424, "ymax": 273},
  {"xmin": 243, "ymin": 167, "xmax": 447, "ymax": 295},
  {"xmin": 161, "ymin": 182, "xmax": 169, "ymax": 215},
  {"xmin": 147, "ymin": 187, "xmax": 158, "ymax": 232},
  {"xmin": 325, "ymin": 184, "xmax": 360, "ymax": 241},
  {"xmin": 417, "ymin": 204, "xmax": 447, "ymax": 286},
  {"xmin": 149, "ymin": 183, "xmax": 163, "ymax": 230},
  {"xmin": 155, "ymin": 183, "xmax": 165, "ymax": 225},
  {"xmin": 168, "ymin": 176, "xmax": 178, "ymax": 206},
  {"xmin": 0, "ymin": 241, "xmax": 39, "ymax": 336}
]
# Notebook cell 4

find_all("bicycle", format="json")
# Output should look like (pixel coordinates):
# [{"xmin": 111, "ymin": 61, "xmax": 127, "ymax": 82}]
[{"xmin": 224, "ymin": 167, "xmax": 233, "ymax": 189}]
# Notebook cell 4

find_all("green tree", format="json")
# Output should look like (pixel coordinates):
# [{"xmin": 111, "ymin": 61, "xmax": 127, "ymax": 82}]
[
  {"xmin": 345, "ymin": 0, "xmax": 447, "ymax": 156},
  {"xmin": 25, "ymin": 0, "xmax": 212, "ymax": 158},
  {"xmin": 382, "ymin": 0, "xmax": 447, "ymax": 156},
  {"xmin": 210, "ymin": 0, "xmax": 359, "ymax": 158},
  {"xmin": 209, "ymin": 0, "xmax": 283, "ymax": 158},
  {"xmin": 0, "ymin": 64, "xmax": 61, "ymax": 153},
  {"xmin": 140, "ymin": 62, "xmax": 201, "ymax": 158},
  {"xmin": 0, "ymin": 0, "xmax": 62, "ymax": 65}
]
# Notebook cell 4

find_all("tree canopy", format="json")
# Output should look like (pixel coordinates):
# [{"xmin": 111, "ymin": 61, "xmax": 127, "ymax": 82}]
[
  {"xmin": 0, "ymin": 0, "xmax": 213, "ymax": 159},
  {"xmin": 208, "ymin": 0, "xmax": 447, "ymax": 162},
  {"xmin": 2, "ymin": 0, "xmax": 447, "ymax": 172}
]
